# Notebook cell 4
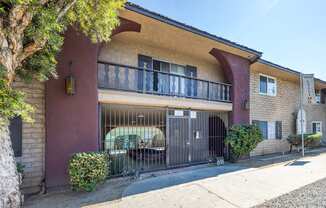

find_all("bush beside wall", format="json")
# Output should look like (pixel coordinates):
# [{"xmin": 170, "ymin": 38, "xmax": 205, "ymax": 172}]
[
  {"xmin": 225, "ymin": 124, "xmax": 263, "ymax": 162},
  {"xmin": 288, "ymin": 133, "xmax": 322, "ymax": 151},
  {"xmin": 68, "ymin": 152, "xmax": 109, "ymax": 192}
]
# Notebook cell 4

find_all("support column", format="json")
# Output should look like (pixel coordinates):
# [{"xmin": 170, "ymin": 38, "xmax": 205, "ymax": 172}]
[{"xmin": 209, "ymin": 48, "xmax": 251, "ymax": 125}]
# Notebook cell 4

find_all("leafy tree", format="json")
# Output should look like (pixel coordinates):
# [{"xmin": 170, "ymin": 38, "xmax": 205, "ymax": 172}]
[{"xmin": 0, "ymin": 0, "xmax": 125, "ymax": 207}]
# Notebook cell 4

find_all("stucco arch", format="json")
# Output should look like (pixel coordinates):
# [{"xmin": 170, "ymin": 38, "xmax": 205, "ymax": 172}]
[
  {"xmin": 98, "ymin": 17, "xmax": 141, "ymax": 58},
  {"xmin": 209, "ymin": 48, "xmax": 250, "ymax": 125}
]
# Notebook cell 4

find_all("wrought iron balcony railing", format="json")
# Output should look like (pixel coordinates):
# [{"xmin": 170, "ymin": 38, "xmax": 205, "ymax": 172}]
[{"xmin": 98, "ymin": 62, "xmax": 232, "ymax": 103}]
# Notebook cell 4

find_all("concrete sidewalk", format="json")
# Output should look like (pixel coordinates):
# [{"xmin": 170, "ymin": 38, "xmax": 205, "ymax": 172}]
[
  {"xmin": 24, "ymin": 149, "xmax": 326, "ymax": 208},
  {"xmin": 85, "ymin": 151, "xmax": 326, "ymax": 208}
]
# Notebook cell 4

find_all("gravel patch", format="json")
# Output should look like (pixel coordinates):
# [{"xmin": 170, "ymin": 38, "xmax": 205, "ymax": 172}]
[{"xmin": 254, "ymin": 178, "xmax": 326, "ymax": 208}]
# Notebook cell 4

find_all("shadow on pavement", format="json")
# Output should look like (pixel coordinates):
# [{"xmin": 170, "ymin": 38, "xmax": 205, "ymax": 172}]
[
  {"xmin": 25, "ymin": 148, "xmax": 326, "ymax": 208},
  {"xmin": 286, "ymin": 160, "xmax": 310, "ymax": 166},
  {"xmin": 122, "ymin": 164, "xmax": 246, "ymax": 197}
]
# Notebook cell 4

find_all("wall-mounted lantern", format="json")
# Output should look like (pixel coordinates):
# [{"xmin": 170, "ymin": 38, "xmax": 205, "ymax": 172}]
[{"xmin": 65, "ymin": 61, "xmax": 76, "ymax": 95}]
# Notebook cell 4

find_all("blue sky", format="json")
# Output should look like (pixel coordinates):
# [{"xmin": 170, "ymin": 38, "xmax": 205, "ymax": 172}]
[{"xmin": 129, "ymin": 0, "xmax": 326, "ymax": 80}]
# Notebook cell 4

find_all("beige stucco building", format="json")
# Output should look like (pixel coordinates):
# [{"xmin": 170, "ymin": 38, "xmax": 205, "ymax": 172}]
[{"xmin": 9, "ymin": 2, "xmax": 326, "ymax": 194}]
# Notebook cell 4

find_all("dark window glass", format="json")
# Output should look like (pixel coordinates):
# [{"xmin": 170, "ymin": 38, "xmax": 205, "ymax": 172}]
[
  {"xmin": 312, "ymin": 122, "xmax": 321, "ymax": 134},
  {"xmin": 312, "ymin": 123, "xmax": 317, "ymax": 133},
  {"xmin": 276, "ymin": 121, "xmax": 282, "ymax": 139},
  {"xmin": 257, "ymin": 121, "xmax": 268, "ymax": 139},
  {"xmin": 185, "ymin": 65, "xmax": 197, "ymax": 97},
  {"xmin": 153, "ymin": 60, "xmax": 160, "ymax": 91},
  {"xmin": 138, "ymin": 55, "xmax": 152, "ymax": 69},
  {"xmin": 260, "ymin": 76, "xmax": 267, "ymax": 94},
  {"xmin": 153, "ymin": 60, "xmax": 170, "ymax": 93},
  {"xmin": 153, "ymin": 60, "xmax": 160, "ymax": 71},
  {"xmin": 9, "ymin": 117, "xmax": 22, "ymax": 157},
  {"xmin": 138, "ymin": 55, "xmax": 153, "ymax": 91}
]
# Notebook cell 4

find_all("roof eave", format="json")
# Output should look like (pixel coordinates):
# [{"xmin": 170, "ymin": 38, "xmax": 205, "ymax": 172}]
[
  {"xmin": 125, "ymin": 2, "xmax": 262, "ymax": 58},
  {"xmin": 258, "ymin": 59, "xmax": 326, "ymax": 85}
]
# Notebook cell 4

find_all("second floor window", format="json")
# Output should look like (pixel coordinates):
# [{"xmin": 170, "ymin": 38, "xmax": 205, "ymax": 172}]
[
  {"xmin": 138, "ymin": 54, "xmax": 197, "ymax": 97},
  {"xmin": 260, "ymin": 74, "xmax": 277, "ymax": 96}
]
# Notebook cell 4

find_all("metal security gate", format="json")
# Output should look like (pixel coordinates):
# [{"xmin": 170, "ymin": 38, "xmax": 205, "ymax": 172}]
[
  {"xmin": 101, "ymin": 104, "xmax": 167, "ymax": 176},
  {"xmin": 101, "ymin": 104, "xmax": 227, "ymax": 176},
  {"xmin": 167, "ymin": 111, "xmax": 190, "ymax": 166},
  {"xmin": 167, "ymin": 109, "xmax": 227, "ymax": 167}
]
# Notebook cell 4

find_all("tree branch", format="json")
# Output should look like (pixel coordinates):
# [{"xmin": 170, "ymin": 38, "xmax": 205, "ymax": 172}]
[
  {"xmin": 18, "ymin": 39, "xmax": 47, "ymax": 62},
  {"xmin": 57, "ymin": 0, "xmax": 77, "ymax": 22}
]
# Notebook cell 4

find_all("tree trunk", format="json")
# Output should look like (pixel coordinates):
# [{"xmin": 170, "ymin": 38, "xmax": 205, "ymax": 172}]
[{"xmin": 0, "ymin": 121, "xmax": 22, "ymax": 208}]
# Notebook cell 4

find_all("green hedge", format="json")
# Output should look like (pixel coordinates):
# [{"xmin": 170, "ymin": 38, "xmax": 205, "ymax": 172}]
[
  {"xmin": 287, "ymin": 133, "xmax": 322, "ymax": 147},
  {"xmin": 68, "ymin": 152, "xmax": 109, "ymax": 192},
  {"xmin": 225, "ymin": 124, "xmax": 263, "ymax": 162}
]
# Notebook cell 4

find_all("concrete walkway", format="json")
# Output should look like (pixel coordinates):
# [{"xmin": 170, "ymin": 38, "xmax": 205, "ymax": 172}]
[
  {"xmin": 85, "ymin": 151, "xmax": 326, "ymax": 208},
  {"xmin": 24, "ymin": 149, "xmax": 326, "ymax": 208}
]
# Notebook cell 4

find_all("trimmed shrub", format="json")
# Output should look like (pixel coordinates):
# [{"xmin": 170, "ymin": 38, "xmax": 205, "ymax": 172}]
[
  {"xmin": 68, "ymin": 152, "xmax": 109, "ymax": 192},
  {"xmin": 287, "ymin": 133, "xmax": 322, "ymax": 148},
  {"xmin": 225, "ymin": 124, "xmax": 263, "ymax": 162}
]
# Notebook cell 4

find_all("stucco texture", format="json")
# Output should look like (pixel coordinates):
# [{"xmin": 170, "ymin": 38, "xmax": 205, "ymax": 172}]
[
  {"xmin": 45, "ymin": 28, "xmax": 99, "ymax": 187},
  {"xmin": 99, "ymin": 33, "xmax": 226, "ymax": 84}
]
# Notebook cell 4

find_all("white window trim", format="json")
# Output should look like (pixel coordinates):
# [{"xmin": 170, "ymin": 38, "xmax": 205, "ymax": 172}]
[
  {"xmin": 312, "ymin": 121, "xmax": 323, "ymax": 134},
  {"xmin": 268, "ymin": 121, "xmax": 276, "ymax": 140},
  {"xmin": 259, "ymin": 74, "xmax": 277, "ymax": 96}
]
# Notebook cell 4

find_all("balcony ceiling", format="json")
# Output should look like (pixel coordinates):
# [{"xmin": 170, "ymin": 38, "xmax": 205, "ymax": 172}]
[{"xmin": 117, "ymin": 10, "xmax": 255, "ymax": 65}]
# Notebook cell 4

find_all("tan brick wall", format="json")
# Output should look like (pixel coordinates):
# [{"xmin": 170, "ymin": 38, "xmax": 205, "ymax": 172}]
[
  {"xmin": 304, "ymin": 104, "xmax": 326, "ymax": 143},
  {"xmin": 13, "ymin": 80, "xmax": 45, "ymax": 193},
  {"xmin": 249, "ymin": 68, "xmax": 300, "ymax": 156}
]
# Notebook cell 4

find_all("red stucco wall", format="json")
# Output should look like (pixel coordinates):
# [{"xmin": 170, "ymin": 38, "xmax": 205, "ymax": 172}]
[
  {"xmin": 45, "ymin": 27, "xmax": 250, "ymax": 187},
  {"xmin": 210, "ymin": 49, "xmax": 250, "ymax": 124},
  {"xmin": 45, "ymin": 28, "xmax": 99, "ymax": 187}
]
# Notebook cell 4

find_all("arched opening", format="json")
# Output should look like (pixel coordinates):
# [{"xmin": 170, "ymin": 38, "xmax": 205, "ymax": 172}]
[{"xmin": 209, "ymin": 116, "xmax": 227, "ymax": 158}]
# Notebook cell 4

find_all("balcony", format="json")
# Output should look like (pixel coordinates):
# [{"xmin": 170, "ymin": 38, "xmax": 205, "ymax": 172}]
[{"xmin": 98, "ymin": 62, "xmax": 232, "ymax": 103}]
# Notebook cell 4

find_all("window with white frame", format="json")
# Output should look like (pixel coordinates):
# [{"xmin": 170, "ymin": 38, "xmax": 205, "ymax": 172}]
[
  {"xmin": 253, "ymin": 120, "xmax": 282, "ymax": 140},
  {"xmin": 312, "ymin": 121, "xmax": 322, "ymax": 134},
  {"xmin": 259, "ymin": 74, "xmax": 277, "ymax": 96}
]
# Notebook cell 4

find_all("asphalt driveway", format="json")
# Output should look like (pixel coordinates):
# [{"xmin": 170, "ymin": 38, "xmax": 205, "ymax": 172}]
[
  {"xmin": 255, "ymin": 177, "xmax": 326, "ymax": 208},
  {"xmin": 25, "ymin": 149, "xmax": 326, "ymax": 208}
]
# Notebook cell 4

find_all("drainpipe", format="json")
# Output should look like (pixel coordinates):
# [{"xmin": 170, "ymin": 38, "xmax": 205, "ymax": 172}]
[{"xmin": 300, "ymin": 73, "xmax": 305, "ymax": 156}]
